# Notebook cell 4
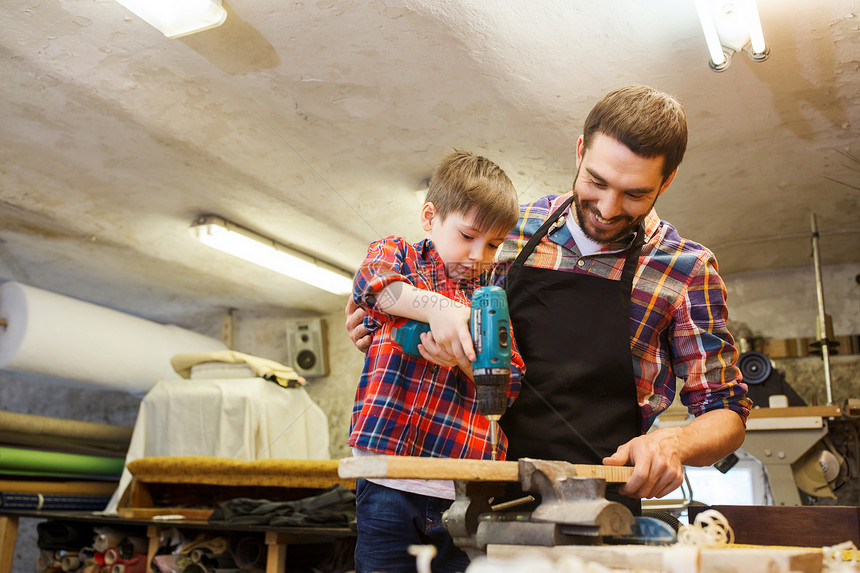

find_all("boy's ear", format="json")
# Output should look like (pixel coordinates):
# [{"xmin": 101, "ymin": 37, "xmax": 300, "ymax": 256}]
[{"xmin": 420, "ymin": 202, "xmax": 436, "ymax": 232}]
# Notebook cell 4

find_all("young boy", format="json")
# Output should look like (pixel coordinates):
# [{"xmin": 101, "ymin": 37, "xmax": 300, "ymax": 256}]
[{"xmin": 349, "ymin": 150, "xmax": 525, "ymax": 573}]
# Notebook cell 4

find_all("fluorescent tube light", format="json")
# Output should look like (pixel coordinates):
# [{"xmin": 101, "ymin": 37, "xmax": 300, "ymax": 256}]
[
  {"xmin": 115, "ymin": 0, "xmax": 227, "ymax": 39},
  {"xmin": 695, "ymin": 0, "xmax": 728, "ymax": 70},
  {"xmin": 190, "ymin": 216, "xmax": 354, "ymax": 296},
  {"xmin": 695, "ymin": 0, "xmax": 769, "ymax": 71},
  {"xmin": 745, "ymin": 0, "xmax": 769, "ymax": 59}
]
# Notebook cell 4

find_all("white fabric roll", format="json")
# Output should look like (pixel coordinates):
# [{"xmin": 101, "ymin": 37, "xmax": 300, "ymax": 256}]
[{"xmin": 0, "ymin": 281, "xmax": 226, "ymax": 393}]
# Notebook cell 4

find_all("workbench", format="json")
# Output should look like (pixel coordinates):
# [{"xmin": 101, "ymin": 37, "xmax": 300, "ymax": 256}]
[
  {"xmin": 0, "ymin": 508, "xmax": 356, "ymax": 573},
  {"xmin": 1, "ymin": 456, "xmax": 358, "ymax": 573}
]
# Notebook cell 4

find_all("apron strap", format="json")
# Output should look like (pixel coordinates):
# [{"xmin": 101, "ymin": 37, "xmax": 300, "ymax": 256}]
[
  {"xmin": 509, "ymin": 194, "xmax": 646, "ymax": 295},
  {"xmin": 510, "ymin": 195, "xmax": 575, "ymax": 272}
]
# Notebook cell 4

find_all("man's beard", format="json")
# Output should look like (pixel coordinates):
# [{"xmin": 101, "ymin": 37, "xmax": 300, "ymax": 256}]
[{"xmin": 570, "ymin": 172, "xmax": 655, "ymax": 244}]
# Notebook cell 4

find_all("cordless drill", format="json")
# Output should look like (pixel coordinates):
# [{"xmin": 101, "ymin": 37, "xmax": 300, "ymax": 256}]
[{"xmin": 391, "ymin": 286, "xmax": 512, "ymax": 460}]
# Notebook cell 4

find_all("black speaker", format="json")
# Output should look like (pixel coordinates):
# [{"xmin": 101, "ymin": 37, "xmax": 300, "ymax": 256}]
[{"xmin": 286, "ymin": 318, "xmax": 328, "ymax": 378}]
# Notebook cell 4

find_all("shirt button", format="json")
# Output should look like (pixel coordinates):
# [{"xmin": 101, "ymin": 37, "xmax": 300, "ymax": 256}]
[
  {"xmin": 576, "ymin": 259, "xmax": 585, "ymax": 267},
  {"xmin": 431, "ymin": 365, "xmax": 439, "ymax": 373}
]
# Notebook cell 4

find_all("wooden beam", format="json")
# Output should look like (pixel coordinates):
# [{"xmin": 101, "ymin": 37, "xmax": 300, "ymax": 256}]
[
  {"xmin": 265, "ymin": 531, "xmax": 287, "ymax": 573},
  {"xmin": 337, "ymin": 456, "xmax": 633, "ymax": 483},
  {"xmin": 0, "ymin": 515, "xmax": 19, "ymax": 573}
]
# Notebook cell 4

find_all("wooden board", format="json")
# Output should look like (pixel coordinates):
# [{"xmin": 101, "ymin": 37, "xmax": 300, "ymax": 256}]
[
  {"xmin": 747, "ymin": 406, "xmax": 842, "ymax": 419},
  {"xmin": 488, "ymin": 544, "xmax": 823, "ymax": 573},
  {"xmin": 690, "ymin": 505, "xmax": 860, "ymax": 547},
  {"xmin": 117, "ymin": 507, "xmax": 213, "ymax": 520},
  {"xmin": 337, "ymin": 456, "xmax": 634, "ymax": 483}
]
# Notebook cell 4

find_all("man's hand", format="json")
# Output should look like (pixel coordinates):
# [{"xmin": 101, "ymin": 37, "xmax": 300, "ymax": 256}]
[
  {"xmin": 345, "ymin": 298, "xmax": 372, "ymax": 353},
  {"xmin": 603, "ymin": 409, "xmax": 746, "ymax": 499},
  {"xmin": 602, "ymin": 429, "xmax": 684, "ymax": 499}
]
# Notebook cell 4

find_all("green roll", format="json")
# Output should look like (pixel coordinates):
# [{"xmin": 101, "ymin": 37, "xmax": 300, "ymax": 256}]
[{"xmin": 0, "ymin": 446, "xmax": 124, "ymax": 477}]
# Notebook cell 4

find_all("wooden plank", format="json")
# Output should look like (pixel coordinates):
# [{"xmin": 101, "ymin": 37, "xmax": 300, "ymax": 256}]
[
  {"xmin": 488, "ymin": 544, "xmax": 823, "ymax": 573},
  {"xmin": 337, "ymin": 456, "xmax": 634, "ymax": 483},
  {"xmin": 117, "ymin": 507, "xmax": 213, "ymax": 520},
  {"xmin": 748, "ymin": 406, "xmax": 841, "ymax": 419},
  {"xmin": 690, "ymin": 505, "xmax": 860, "ymax": 547},
  {"xmin": 0, "ymin": 515, "xmax": 18, "ymax": 573}
]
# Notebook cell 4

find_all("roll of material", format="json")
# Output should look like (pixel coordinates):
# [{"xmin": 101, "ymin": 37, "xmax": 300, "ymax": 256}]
[
  {"xmin": 0, "ymin": 492, "xmax": 111, "ymax": 511},
  {"xmin": 0, "ymin": 446, "xmax": 124, "ymax": 477},
  {"xmin": 60, "ymin": 554, "xmax": 81, "ymax": 572},
  {"xmin": 0, "ymin": 410, "xmax": 133, "ymax": 449},
  {"xmin": 229, "ymin": 536, "xmax": 266, "ymax": 570},
  {"xmin": 0, "ymin": 281, "xmax": 227, "ymax": 393}
]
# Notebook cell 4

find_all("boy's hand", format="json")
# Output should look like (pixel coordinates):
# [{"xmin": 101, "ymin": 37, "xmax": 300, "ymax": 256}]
[
  {"xmin": 417, "ymin": 331, "xmax": 474, "ymax": 380},
  {"xmin": 426, "ymin": 303, "xmax": 475, "ymax": 363}
]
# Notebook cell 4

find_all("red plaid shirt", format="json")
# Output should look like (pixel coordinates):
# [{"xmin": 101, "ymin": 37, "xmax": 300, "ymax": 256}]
[
  {"xmin": 350, "ymin": 236, "xmax": 524, "ymax": 460},
  {"xmin": 495, "ymin": 194, "xmax": 751, "ymax": 432}
]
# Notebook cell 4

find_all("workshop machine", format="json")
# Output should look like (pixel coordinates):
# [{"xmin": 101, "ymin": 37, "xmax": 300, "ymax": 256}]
[
  {"xmin": 392, "ymin": 285, "xmax": 512, "ymax": 460},
  {"xmin": 736, "ymin": 215, "xmax": 857, "ymax": 506}
]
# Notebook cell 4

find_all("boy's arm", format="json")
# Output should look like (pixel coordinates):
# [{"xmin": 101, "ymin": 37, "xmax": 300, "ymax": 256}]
[{"xmin": 376, "ymin": 281, "xmax": 475, "ymax": 363}]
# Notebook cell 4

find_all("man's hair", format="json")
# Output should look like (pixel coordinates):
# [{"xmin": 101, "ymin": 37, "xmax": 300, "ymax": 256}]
[
  {"xmin": 425, "ymin": 150, "xmax": 519, "ymax": 234},
  {"xmin": 582, "ymin": 86, "xmax": 688, "ymax": 182}
]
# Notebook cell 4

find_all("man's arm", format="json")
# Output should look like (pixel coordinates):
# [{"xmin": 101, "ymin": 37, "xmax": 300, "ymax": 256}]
[
  {"xmin": 603, "ymin": 409, "xmax": 745, "ymax": 499},
  {"xmin": 604, "ymin": 249, "xmax": 750, "ymax": 500}
]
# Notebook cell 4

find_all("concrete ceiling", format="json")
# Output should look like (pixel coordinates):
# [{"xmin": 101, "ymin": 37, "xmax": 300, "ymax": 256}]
[{"xmin": 1, "ymin": 0, "xmax": 858, "ymax": 327}]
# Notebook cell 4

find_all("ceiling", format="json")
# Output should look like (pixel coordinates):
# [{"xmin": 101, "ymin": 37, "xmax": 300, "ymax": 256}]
[{"xmin": 1, "ymin": 0, "xmax": 858, "ymax": 327}]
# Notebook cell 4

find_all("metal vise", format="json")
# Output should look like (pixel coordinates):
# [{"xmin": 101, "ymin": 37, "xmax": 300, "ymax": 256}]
[{"xmin": 443, "ymin": 458, "xmax": 635, "ymax": 557}]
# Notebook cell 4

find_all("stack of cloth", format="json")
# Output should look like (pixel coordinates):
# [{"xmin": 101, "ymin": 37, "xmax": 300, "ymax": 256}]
[
  {"xmin": 36, "ymin": 522, "xmax": 147, "ymax": 573},
  {"xmin": 0, "ymin": 411, "xmax": 130, "ymax": 511}
]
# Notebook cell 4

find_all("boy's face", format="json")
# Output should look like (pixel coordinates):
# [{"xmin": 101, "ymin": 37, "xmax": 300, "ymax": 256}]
[{"xmin": 421, "ymin": 204, "xmax": 507, "ymax": 281}]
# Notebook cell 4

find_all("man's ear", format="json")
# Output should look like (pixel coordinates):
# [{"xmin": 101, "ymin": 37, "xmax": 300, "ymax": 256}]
[
  {"xmin": 658, "ymin": 169, "xmax": 678, "ymax": 196},
  {"xmin": 575, "ymin": 135, "xmax": 585, "ymax": 168},
  {"xmin": 420, "ymin": 202, "xmax": 436, "ymax": 232}
]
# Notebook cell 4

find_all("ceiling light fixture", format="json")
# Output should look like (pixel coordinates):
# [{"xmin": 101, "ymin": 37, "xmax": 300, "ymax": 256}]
[
  {"xmin": 115, "ymin": 0, "xmax": 227, "ymax": 39},
  {"xmin": 190, "ymin": 215, "xmax": 354, "ymax": 296},
  {"xmin": 694, "ymin": 0, "xmax": 770, "ymax": 72}
]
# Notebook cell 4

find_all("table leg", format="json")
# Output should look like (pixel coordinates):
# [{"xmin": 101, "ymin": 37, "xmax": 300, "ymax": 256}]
[
  {"xmin": 265, "ymin": 531, "xmax": 287, "ymax": 573},
  {"xmin": 0, "ymin": 515, "xmax": 19, "ymax": 573}
]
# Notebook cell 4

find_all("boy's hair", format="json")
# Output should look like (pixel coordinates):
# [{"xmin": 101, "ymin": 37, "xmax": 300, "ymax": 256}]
[
  {"xmin": 582, "ymin": 85, "xmax": 688, "ymax": 182},
  {"xmin": 425, "ymin": 150, "xmax": 519, "ymax": 234}
]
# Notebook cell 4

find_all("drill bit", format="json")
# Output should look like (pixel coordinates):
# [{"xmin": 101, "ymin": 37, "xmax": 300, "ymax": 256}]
[{"xmin": 489, "ymin": 420, "xmax": 499, "ymax": 461}]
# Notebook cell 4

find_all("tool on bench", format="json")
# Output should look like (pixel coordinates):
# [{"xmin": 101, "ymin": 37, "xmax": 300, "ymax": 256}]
[
  {"xmin": 392, "ymin": 286, "xmax": 512, "ymax": 461},
  {"xmin": 338, "ymin": 456, "xmax": 663, "ymax": 555},
  {"xmin": 442, "ymin": 458, "xmax": 637, "ymax": 557}
]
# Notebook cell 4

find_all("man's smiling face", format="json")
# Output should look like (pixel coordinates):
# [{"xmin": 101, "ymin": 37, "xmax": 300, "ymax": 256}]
[{"xmin": 572, "ymin": 132, "xmax": 676, "ymax": 244}]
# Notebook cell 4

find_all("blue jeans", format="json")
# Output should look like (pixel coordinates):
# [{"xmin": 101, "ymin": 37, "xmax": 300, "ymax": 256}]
[{"xmin": 354, "ymin": 479, "xmax": 471, "ymax": 573}]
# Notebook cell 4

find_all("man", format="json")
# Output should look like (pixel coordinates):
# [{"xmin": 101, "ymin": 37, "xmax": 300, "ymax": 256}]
[{"xmin": 346, "ymin": 86, "xmax": 751, "ymax": 511}]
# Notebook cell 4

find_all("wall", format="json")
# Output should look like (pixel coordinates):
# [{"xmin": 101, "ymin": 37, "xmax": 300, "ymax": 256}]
[{"xmin": 724, "ymin": 262, "xmax": 860, "ymax": 405}]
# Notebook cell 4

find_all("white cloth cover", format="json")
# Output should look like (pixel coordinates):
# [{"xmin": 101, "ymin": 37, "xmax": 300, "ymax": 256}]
[{"xmin": 103, "ymin": 377, "xmax": 330, "ymax": 513}]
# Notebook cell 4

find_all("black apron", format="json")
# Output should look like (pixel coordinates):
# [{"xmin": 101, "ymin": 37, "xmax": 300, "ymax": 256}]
[{"xmin": 501, "ymin": 195, "xmax": 644, "ymax": 514}]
